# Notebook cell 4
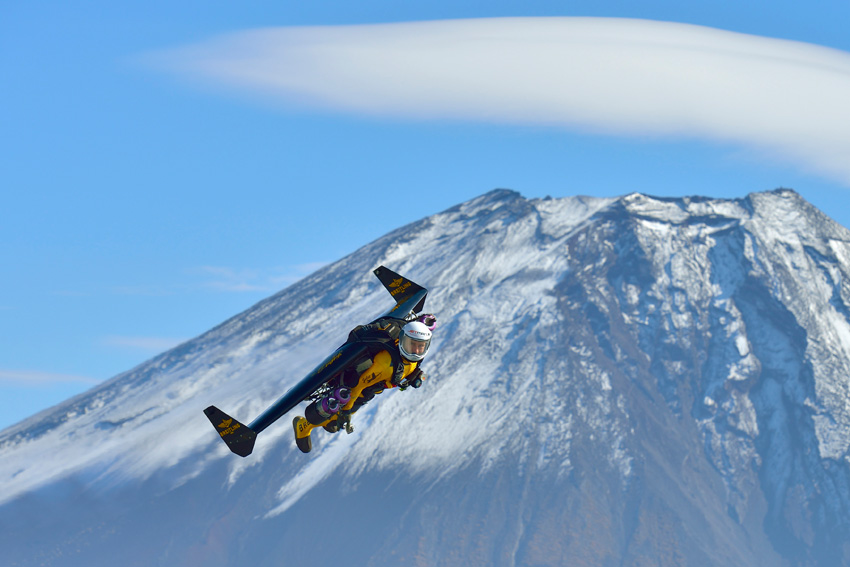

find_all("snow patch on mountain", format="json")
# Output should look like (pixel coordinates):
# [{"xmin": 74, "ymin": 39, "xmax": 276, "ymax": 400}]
[{"xmin": 2, "ymin": 188, "xmax": 850, "ymax": 566}]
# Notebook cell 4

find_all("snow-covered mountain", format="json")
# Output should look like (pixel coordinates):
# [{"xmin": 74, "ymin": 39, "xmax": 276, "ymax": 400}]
[{"xmin": 2, "ymin": 189, "xmax": 850, "ymax": 567}]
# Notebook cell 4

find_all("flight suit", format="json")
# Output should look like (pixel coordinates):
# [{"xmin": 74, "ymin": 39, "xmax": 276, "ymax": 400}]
[{"xmin": 292, "ymin": 319, "xmax": 424, "ymax": 452}]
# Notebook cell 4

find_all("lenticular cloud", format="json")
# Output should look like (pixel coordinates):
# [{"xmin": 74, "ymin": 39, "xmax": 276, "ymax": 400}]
[{"xmin": 157, "ymin": 17, "xmax": 850, "ymax": 185}]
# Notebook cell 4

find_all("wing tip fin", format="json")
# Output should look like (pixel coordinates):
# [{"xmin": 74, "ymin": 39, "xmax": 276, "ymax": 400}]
[
  {"xmin": 373, "ymin": 265, "xmax": 426, "ymax": 307},
  {"xmin": 204, "ymin": 405, "xmax": 257, "ymax": 458}
]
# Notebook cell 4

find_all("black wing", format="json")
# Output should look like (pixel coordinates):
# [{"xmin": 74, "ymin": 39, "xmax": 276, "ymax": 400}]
[
  {"xmin": 203, "ymin": 405, "xmax": 257, "ymax": 457},
  {"xmin": 205, "ymin": 266, "xmax": 428, "ymax": 457},
  {"xmin": 373, "ymin": 265, "xmax": 428, "ymax": 319},
  {"xmin": 247, "ymin": 341, "xmax": 369, "ymax": 434}
]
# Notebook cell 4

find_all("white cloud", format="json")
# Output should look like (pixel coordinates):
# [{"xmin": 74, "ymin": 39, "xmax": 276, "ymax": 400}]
[
  {"xmin": 103, "ymin": 263, "xmax": 328, "ymax": 297},
  {"xmin": 101, "ymin": 336, "xmax": 187, "ymax": 353},
  {"xmin": 110, "ymin": 285, "xmax": 173, "ymax": 297},
  {"xmin": 153, "ymin": 17, "xmax": 850, "ymax": 185},
  {"xmin": 0, "ymin": 369, "xmax": 100, "ymax": 387},
  {"xmin": 190, "ymin": 262, "xmax": 328, "ymax": 293},
  {"xmin": 192, "ymin": 266, "xmax": 270, "ymax": 292}
]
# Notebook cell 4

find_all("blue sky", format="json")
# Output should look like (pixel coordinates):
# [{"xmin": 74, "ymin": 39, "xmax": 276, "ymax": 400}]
[{"xmin": 3, "ymin": 0, "xmax": 850, "ymax": 431}]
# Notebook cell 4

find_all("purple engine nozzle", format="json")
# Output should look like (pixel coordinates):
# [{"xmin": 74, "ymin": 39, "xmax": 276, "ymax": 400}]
[
  {"xmin": 319, "ymin": 396, "xmax": 340, "ymax": 417},
  {"xmin": 333, "ymin": 387, "xmax": 351, "ymax": 404},
  {"xmin": 418, "ymin": 313, "xmax": 437, "ymax": 331}
]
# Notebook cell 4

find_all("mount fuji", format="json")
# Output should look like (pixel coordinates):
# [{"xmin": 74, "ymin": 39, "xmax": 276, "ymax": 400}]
[{"xmin": 2, "ymin": 188, "xmax": 850, "ymax": 566}]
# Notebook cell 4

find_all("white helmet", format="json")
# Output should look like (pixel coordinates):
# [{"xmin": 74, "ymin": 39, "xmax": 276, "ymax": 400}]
[{"xmin": 399, "ymin": 320, "xmax": 432, "ymax": 362}]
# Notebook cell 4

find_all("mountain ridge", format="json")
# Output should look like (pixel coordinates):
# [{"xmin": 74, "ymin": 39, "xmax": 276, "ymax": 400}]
[{"xmin": 2, "ymin": 187, "xmax": 850, "ymax": 566}]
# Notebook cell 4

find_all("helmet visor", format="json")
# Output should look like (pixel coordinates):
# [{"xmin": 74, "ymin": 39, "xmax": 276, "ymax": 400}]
[{"xmin": 400, "ymin": 334, "xmax": 430, "ymax": 358}]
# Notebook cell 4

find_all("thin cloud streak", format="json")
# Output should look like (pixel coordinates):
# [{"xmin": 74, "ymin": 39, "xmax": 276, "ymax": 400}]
[
  {"xmin": 104, "ymin": 263, "xmax": 330, "ymax": 297},
  {"xmin": 101, "ymin": 336, "xmax": 188, "ymax": 353},
  {"xmin": 0, "ymin": 369, "xmax": 101, "ymax": 387},
  {"xmin": 192, "ymin": 262, "xmax": 329, "ymax": 293},
  {"xmin": 155, "ymin": 17, "xmax": 850, "ymax": 186}
]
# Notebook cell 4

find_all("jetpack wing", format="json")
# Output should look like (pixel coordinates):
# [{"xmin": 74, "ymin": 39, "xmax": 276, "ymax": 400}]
[
  {"xmin": 247, "ymin": 341, "xmax": 368, "ymax": 435},
  {"xmin": 203, "ymin": 341, "xmax": 368, "ymax": 457},
  {"xmin": 373, "ymin": 265, "xmax": 428, "ymax": 319},
  {"xmin": 205, "ymin": 265, "xmax": 428, "ymax": 456},
  {"xmin": 204, "ymin": 405, "xmax": 257, "ymax": 457}
]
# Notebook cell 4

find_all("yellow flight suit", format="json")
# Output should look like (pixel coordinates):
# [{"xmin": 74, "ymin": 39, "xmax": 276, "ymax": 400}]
[{"xmin": 294, "ymin": 349, "xmax": 420, "ymax": 443}]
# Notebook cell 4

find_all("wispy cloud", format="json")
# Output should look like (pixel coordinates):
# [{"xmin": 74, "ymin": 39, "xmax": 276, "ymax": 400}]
[
  {"xmin": 102, "ymin": 263, "xmax": 327, "ymax": 297},
  {"xmin": 152, "ymin": 17, "xmax": 850, "ymax": 186},
  {"xmin": 110, "ymin": 285, "xmax": 174, "ymax": 297},
  {"xmin": 192, "ymin": 266, "xmax": 276, "ymax": 292},
  {"xmin": 0, "ymin": 369, "xmax": 101, "ymax": 387},
  {"xmin": 100, "ymin": 336, "xmax": 188, "ymax": 353},
  {"xmin": 190, "ymin": 262, "xmax": 327, "ymax": 293}
]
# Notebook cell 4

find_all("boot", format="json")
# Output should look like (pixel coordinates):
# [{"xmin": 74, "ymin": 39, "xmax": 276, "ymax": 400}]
[
  {"xmin": 293, "ymin": 416, "xmax": 313, "ymax": 453},
  {"xmin": 323, "ymin": 416, "xmax": 341, "ymax": 433}
]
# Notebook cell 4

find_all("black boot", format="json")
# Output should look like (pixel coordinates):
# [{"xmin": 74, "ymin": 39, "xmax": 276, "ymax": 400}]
[{"xmin": 323, "ymin": 418, "xmax": 341, "ymax": 433}]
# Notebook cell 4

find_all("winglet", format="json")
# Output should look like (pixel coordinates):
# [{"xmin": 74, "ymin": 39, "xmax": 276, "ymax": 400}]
[
  {"xmin": 373, "ymin": 266, "xmax": 427, "ymax": 313},
  {"xmin": 204, "ymin": 405, "xmax": 257, "ymax": 457}
]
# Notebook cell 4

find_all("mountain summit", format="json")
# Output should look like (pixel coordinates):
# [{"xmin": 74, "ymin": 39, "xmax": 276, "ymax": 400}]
[{"xmin": 2, "ymin": 189, "xmax": 849, "ymax": 566}]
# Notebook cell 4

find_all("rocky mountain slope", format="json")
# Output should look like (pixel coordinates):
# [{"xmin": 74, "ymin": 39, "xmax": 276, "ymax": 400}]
[{"xmin": 1, "ymin": 188, "xmax": 849, "ymax": 566}]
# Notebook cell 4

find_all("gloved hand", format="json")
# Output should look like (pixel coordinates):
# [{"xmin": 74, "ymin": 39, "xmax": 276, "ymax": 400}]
[
  {"xmin": 397, "ymin": 369, "xmax": 426, "ymax": 390},
  {"xmin": 410, "ymin": 371, "xmax": 426, "ymax": 388}
]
